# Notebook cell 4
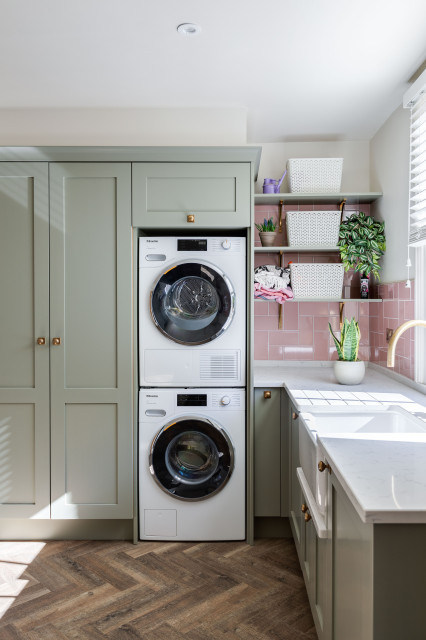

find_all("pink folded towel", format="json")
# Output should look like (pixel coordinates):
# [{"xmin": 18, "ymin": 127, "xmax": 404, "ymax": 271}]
[{"xmin": 254, "ymin": 282, "xmax": 294, "ymax": 304}]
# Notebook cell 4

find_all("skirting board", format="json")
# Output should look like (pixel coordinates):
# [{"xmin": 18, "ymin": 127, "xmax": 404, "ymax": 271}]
[{"xmin": 0, "ymin": 520, "xmax": 134, "ymax": 541}]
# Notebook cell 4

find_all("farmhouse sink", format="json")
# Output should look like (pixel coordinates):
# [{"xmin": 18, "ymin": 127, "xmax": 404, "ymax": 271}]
[{"xmin": 299, "ymin": 406, "xmax": 426, "ymax": 514}]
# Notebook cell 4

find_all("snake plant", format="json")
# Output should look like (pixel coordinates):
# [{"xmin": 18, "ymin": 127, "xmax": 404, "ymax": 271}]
[
  {"xmin": 338, "ymin": 211, "xmax": 386, "ymax": 280},
  {"xmin": 329, "ymin": 317, "xmax": 361, "ymax": 361}
]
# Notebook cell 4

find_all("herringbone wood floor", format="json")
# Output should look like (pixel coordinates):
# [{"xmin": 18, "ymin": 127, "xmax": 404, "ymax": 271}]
[{"xmin": 0, "ymin": 538, "xmax": 317, "ymax": 639}]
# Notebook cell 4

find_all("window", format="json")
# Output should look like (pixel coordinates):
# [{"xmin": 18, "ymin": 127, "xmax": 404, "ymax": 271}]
[{"xmin": 404, "ymin": 69, "xmax": 426, "ymax": 383}]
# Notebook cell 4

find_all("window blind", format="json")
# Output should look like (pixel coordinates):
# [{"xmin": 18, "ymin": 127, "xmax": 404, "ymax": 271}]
[{"xmin": 405, "ymin": 70, "xmax": 426, "ymax": 247}]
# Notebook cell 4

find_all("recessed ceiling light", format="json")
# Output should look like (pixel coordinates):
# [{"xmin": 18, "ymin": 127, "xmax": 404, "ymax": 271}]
[{"xmin": 177, "ymin": 23, "xmax": 201, "ymax": 36}]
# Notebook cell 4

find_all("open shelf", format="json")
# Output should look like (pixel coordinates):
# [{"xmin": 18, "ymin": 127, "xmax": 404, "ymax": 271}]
[
  {"xmin": 255, "ymin": 245, "xmax": 339, "ymax": 253},
  {"xmin": 254, "ymin": 192, "xmax": 383, "ymax": 206}
]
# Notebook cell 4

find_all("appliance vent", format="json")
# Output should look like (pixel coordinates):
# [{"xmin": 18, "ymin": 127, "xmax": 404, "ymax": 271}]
[
  {"xmin": 210, "ymin": 238, "xmax": 242, "ymax": 252},
  {"xmin": 200, "ymin": 352, "xmax": 239, "ymax": 380}
]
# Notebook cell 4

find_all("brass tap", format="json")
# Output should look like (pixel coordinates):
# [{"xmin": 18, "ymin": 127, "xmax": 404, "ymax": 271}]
[{"xmin": 387, "ymin": 320, "xmax": 426, "ymax": 367}]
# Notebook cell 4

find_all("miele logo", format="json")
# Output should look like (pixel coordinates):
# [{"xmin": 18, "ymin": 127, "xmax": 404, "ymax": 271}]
[
  {"xmin": 146, "ymin": 240, "xmax": 159, "ymax": 243},
  {"xmin": 146, "ymin": 394, "xmax": 158, "ymax": 398}
]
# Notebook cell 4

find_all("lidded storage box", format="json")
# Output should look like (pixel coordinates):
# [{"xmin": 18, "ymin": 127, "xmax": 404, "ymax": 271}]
[
  {"xmin": 287, "ymin": 158, "xmax": 343, "ymax": 193},
  {"xmin": 286, "ymin": 210, "xmax": 341, "ymax": 247},
  {"xmin": 289, "ymin": 263, "xmax": 344, "ymax": 299}
]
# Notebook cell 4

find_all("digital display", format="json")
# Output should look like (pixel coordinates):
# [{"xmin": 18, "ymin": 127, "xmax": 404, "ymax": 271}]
[
  {"xmin": 177, "ymin": 239, "xmax": 208, "ymax": 252},
  {"xmin": 177, "ymin": 394, "xmax": 208, "ymax": 407}
]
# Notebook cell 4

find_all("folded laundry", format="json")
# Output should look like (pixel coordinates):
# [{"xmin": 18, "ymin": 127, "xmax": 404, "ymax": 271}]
[
  {"xmin": 254, "ymin": 282, "xmax": 293, "ymax": 304},
  {"xmin": 254, "ymin": 265, "xmax": 293, "ymax": 304}
]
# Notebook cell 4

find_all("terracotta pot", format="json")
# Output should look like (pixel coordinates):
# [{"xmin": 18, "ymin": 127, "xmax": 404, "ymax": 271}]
[
  {"xmin": 333, "ymin": 360, "xmax": 365, "ymax": 385},
  {"xmin": 259, "ymin": 231, "xmax": 277, "ymax": 247}
]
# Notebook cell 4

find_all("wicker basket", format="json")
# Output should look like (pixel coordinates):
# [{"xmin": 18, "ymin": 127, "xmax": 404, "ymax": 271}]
[
  {"xmin": 286, "ymin": 210, "xmax": 341, "ymax": 247},
  {"xmin": 287, "ymin": 158, "xmax": 343, "ymax": 193},
  {"xmin": 290, "ymin": 263, "xmax": 344, "ymax": 299}
]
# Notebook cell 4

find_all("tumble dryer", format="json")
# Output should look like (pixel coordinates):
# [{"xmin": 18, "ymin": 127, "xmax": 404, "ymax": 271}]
[
  {"xmin": 139, "ymin": 388, "xmax": 245, "ymax": 541},
  {"xmin": 139, "ymin": 236, "xmax": 246, "ymax": 387}
]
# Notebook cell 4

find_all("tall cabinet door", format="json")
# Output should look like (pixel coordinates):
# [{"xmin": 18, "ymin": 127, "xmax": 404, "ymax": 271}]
[
  {"xmin": 0, "ymin": 162, "xmax": 50, "ymax": 518},
  {"xmin": 50, "ymin": 163, "xmax": 133, "ymax": 519}
]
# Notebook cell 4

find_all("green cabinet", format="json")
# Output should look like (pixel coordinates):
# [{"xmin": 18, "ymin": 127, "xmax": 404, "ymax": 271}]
[
  {"xmin": 0, "ymin": 162, "xmax": 133, "ymax": 520},
  {"xmin": 289, "ymin": 402, "xmax": 303, "ymax": 549},
  {"xmin": 0, "ymin": 162, "xmax": 50, "ymax": 518},
  {"xmin": 254, "ymin": 388, "xmax": 281, "ymax": 517},
  {"xmin": 330, "ymin": 473, "xmax": 426, "ymax": 640},
  {"xmin": 132, "ymin": 162, "xmax": 251, "ymax": 228},
  {"xmin": 50, "ymin": 163, "xmax": 133, "ymax": 519}
]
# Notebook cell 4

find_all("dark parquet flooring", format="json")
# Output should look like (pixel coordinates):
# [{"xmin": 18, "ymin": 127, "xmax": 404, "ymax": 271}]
[{"xmin": 0, "ymin": 538, "xmax": 317, "ymax": 639}]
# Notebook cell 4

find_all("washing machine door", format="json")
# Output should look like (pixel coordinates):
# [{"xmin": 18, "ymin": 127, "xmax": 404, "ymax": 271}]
[
  {"xmin": 150, "ymin": 261, "xmax": 235, "ymax": 345},
  {"xmin": 149, "ymin": 416, "xmax": 234, "ymax": 501}
]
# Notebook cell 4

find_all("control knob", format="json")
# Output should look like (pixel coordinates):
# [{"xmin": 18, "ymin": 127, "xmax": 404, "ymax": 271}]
[
  {"xmin": 221, "ymin": 239, "xmax": 231, "ymax": 250},
  {"xmin": 220, "ymin": 395, "xmax": 231, "ymax": 406}
]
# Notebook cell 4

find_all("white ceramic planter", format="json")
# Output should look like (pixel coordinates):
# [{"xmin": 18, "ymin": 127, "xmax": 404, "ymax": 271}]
[
  {"xmin": 259, "ymin": 231, "xmax": 277, "ymax": 247},
  {"xmin": 333, "ymin": 360, "xmax": 365, "ymax": 385}
]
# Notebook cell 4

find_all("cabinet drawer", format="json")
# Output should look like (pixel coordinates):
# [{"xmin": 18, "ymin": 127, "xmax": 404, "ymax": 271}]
[{"xmin": 132, "ymin": 162, "xmax": 251, "ymax": 228}]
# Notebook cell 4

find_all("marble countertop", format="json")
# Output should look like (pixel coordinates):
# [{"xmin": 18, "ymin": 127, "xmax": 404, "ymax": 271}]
[{"xmin": 254, "ymin": 362, "xmax": 426, "ymax": 524}]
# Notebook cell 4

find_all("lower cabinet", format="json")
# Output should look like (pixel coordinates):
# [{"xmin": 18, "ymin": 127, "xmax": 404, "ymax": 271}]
[
  {"xmin": 254, "ymin": 388, "xmax": 289, "ymax": 518},
  {"xmin": 0, "ymin": 162, "xmax": 133, "ymax": 520}
]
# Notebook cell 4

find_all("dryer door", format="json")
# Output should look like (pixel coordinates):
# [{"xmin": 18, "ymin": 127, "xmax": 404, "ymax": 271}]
[
  {"xmin": 149, "ymin": 416, "xmax": 234, "ymax": 501},
  {"xmin": 150, "ymin": 261, "xmax": 235, "ymax": 345}
]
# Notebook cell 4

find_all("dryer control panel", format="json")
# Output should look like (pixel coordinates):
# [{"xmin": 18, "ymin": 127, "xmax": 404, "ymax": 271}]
[{"xmin": 139, "ymin": 388, "xmax": 245, "ymax": 420}]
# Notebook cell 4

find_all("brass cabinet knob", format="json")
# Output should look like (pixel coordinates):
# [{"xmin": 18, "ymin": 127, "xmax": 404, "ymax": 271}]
[
  {"xmin": 301, "ymin": 503, "xmax": 308, "ymax": 513},
  {"xmin": 264, "ymin": 390, "xmax": 272, "ymax": 399},
  {"xmin": 52, "ymin": 337, "xmax": 61, "ymax": 346},
  {"xmin": 187, "ymin": 214, "xmax": 195, "ymax": 223},
  {"xmin": 318, "ymin": 460, "xmax": 331, "ymax": 473},
  {"xmin": 292, "ymin": 411, "xmax": 299, "ymax": 420},
  {"xmin": 36, "ymin": 337, "xmax": 46, "ymax": 345},
  {"xmin": 304, "ymin": 512, "xmax": 312, "ymax": 522}
]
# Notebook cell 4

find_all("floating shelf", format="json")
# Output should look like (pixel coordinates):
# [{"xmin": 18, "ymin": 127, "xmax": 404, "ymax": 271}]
[
  {"xmin": 254, "ymin": 298, "xmax": 382, "ymax": 303},
  {"xmin": 254, "ymin": 192, "xmax": 383, "ymax": 206},
  {"xmin": 255, "ymin": 245, "xmax": 339, "ymax": 253}
]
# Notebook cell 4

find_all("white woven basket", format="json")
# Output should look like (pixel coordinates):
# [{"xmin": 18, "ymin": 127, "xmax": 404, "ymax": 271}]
[
  {"xmin": 286, "ymin": 210, "xmax": 341, "ymax": 246},
  {"xmin": 290, "ymin": 263, "xmax": 344, "ymax": 299},
  {"xmin": 287, "ymin": 158, "xmax": 343, "ymax": 193}
]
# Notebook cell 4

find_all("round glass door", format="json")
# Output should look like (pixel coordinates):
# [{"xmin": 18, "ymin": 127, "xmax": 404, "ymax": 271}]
[
  {"xmin": 150, "ymin": 261, "xmax": 235, "ymax": 345},
  {"xmin": 149, "ymin": 417, "xmax": 234, "ymax": 501}
]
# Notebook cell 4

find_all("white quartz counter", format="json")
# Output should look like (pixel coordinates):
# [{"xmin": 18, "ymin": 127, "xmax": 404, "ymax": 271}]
[{"xmin": 254, "ymin": 362, "xmax": 426, "ymax": 524}]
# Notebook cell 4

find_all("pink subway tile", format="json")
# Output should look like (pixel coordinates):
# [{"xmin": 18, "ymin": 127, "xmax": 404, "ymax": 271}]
[
  {"xmin": 283, "ymin": 346, "xmax": 314, "ymax": 360},
  {"xmin": 404, "ymin": 301, "xmax": 415, "ymax": 321},
  {"xmin": 269, "ymin": 345, "xmax": 284, "ymax": 360},
  {"xmin": 283, "ymin": 302, "xmax": 299, "ymax": 330},
  {"xmin": 254, "ymin": 315, "xmax": 279, "ymax": 331},
  {"xmin": 314, "ymin": 332, "xmax": 331, "ymax": 360},
  {"xmin": 314, "ymin": 316, "xmax": 331, "ymax": 332},
  {"xmin": 269, "ymin": 330, "xmax": 299, "ymax": 346},
  {"xmin": 398, "ymin": 281, "xmax": 411, "ymax": 300},
  {"xmin": 254, "ymin": 331, "xmax": 268, "ymax": 360},
  {"xmin": 383, "ymin": 300, "xmax": 398, "ymax": 319},
  {"xmin": 254, "ymin": 300, "xmax": 269, "ymax": 316}
]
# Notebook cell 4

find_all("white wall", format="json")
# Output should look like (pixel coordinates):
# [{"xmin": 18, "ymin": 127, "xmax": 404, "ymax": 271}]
[
  {"xmin": 370, "ymin": 105, "xmax": 411, "ymax": 283},
  {"xmin": 0, "ymin": 108, "xmax": 248, "ymax": 146},
  {"xmin": 252, "ymin": 141, "xmax": 371, "ymax": 192}
]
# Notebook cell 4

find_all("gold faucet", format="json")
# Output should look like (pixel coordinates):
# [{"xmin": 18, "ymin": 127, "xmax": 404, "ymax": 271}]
[{"xmin": 387, "ymin": 320, "xmax": 426, "ymax": 367}]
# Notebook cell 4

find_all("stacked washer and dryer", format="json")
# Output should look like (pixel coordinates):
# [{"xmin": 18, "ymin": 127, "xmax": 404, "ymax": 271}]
[{"xmin": 138, "ymin": 236, "xmax": 246, "ymax": 540}]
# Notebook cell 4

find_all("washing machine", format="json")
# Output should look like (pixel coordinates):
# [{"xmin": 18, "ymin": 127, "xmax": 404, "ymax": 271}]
[
  {"xmin": 139, "ymin": 388, "xmax": 245, "ymax": 541},
  {"xmin": 139, "ymin": 236, "xmax": 246, "ymax": 387}
]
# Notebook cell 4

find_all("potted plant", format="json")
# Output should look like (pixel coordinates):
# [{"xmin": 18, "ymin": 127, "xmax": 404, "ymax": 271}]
[
  {"xmin": 255, "ymin": 217, "xmax": 277, "ymax": 247},
  {"xmin": 338, "ymin": 211, "xmax": 386, "ymax": 281},
  {"xmin": 329, "ymin": 317, "xmax": 365, "ymax": 385}
]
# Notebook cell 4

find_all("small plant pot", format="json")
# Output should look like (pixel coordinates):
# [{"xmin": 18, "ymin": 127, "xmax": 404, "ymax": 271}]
[
  {"xmin": 333, "ymin": 360, "xmax": 365, "ymax": 385},
  {"xmin": 259, "ymin": 231, "xmax": 277, "ymax": 247}
]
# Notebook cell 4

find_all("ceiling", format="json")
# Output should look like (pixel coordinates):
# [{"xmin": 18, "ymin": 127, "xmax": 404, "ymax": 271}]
[{"xmin": 1, "ymin": 0, "xmax": 425, "ymax": 143}]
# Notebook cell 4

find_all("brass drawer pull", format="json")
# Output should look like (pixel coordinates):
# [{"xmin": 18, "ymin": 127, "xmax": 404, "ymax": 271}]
[
  {"xmin": 318, "ymin": 460, "xmax": 332, "ymax": 473},
  {"xmin": 264, "ymin": 390, "xmax": 271, "ymax": 399},
  {"xmin": 292, "ymin": 411, "xmax": 299, "ymax": 420},
  {"xmin": 304, "ymin": 512, "xmax": 312, "ymax": 522},
  {"xmin": 187, "ymin": 214, "xmax": 195, "ymax": 223},
  {"xmin": 52, "ymin": 337, "xmax": 61, "ymax": 346},
  {"xmin": 36, "ymin": 337, "xmax": 46, "ymax": 345},
  {"xmin": 301, "ymin": 504, "xmax": 308, "ymax": 513}
]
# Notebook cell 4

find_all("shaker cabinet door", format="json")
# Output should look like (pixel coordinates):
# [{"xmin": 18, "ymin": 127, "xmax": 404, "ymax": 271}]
[
  {"xmin": 132, "ymin": 162, "xmax": 251, "ymax": 228},
  {"xmin": 0, "ymin": 162, "xmax": 50, "ymax": 518},
  {"xmin": 49, "ymin": 163, "xmax": 133, "ymax": 519}
]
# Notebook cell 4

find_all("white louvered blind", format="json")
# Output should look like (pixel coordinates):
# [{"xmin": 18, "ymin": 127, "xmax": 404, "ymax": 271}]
[{"xmin": 405, "ymin": 71, "xmax": 426, "ymax": 247}]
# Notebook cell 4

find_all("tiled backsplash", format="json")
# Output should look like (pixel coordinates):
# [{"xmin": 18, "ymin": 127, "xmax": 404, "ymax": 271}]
[
  {"xmin": 253, "ymin": 203, "xmax": 416, "ymax": 381},
  {"xmin": 370, "ymin": 280, "xmax": 415, "ymax": 380}
]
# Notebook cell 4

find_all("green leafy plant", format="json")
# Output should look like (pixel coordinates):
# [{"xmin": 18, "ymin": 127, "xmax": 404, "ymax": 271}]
[
  {"xmin": 338, "ymin": 211, "xmax": 386, "ymax": 280},
  {"xmin": 329, "ymin": 317, "xmax": 361, "ymax": 361},
  {"xmin": 255, "ymin": 217, "xmax": 276, "ymax": 232}
]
